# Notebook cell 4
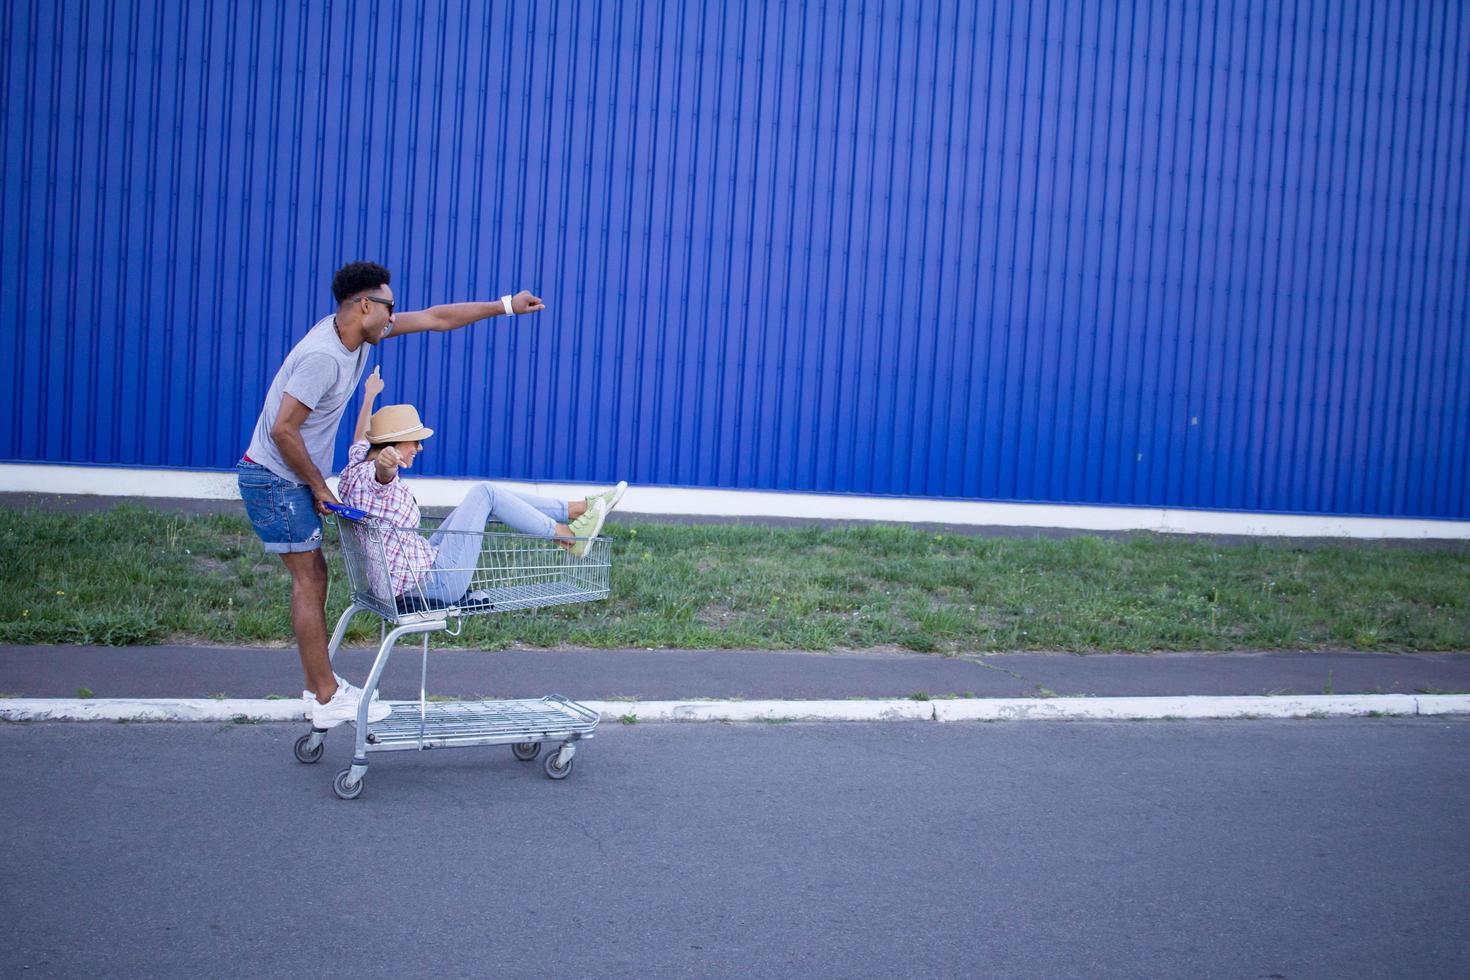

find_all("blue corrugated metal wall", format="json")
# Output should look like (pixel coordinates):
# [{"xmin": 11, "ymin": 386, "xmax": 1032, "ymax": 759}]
[{"xmin": 1, "ymin": 0, "xmax": 1467, "ymax": 518}]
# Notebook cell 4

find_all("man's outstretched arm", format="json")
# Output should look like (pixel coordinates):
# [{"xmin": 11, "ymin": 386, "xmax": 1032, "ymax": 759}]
[{"xmin": 389, "ymin": 290, "xmax": 546, "ymax": 335}]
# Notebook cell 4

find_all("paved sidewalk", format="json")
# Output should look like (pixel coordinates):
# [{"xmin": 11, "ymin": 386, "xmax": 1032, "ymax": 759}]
[{"xmin": 3, "ymin": 644, "xmax": 1467, "ymax": 702}]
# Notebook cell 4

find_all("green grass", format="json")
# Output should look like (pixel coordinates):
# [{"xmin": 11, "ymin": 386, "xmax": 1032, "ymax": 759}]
[{"xmin": 1, "ymin": 505, "xmax": 1467, "ymax": 653}]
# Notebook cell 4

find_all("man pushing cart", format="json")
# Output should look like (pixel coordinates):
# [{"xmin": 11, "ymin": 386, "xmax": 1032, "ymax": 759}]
[{"xmin": 239, "ymin": 261, "xmax": 622, "ymax": 798}]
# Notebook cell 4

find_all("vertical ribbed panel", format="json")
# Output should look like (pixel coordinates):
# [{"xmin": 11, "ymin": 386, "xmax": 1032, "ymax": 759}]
[{"xmin": 1, "ymin": 0, "xmax": 1466, "ymax": 518}]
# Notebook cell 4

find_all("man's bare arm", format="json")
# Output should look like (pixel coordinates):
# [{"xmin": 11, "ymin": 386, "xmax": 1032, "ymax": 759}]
[
  {"xmin": 269, "ymin": 395, "xmax": 339, "ymax": 514},
  {"xmin": 389, "ymin": 290, "xmax": 546, "ymax": 335}
]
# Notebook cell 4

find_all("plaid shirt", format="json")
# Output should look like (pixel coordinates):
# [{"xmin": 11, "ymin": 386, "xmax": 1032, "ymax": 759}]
[{"xmin": 338, "ymin": 441, "xmax": 437, "ymax": 596}]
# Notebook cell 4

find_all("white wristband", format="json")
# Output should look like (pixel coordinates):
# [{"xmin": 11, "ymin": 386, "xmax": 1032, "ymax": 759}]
[{"xmin": 501, "ymin": 293, "xmax": 515, "ymax": 317}]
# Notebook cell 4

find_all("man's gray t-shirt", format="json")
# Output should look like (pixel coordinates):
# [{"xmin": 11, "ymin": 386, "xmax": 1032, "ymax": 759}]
[{"xmin": 246, "ymin": 315, "xmax": 371, "ymax": 485}]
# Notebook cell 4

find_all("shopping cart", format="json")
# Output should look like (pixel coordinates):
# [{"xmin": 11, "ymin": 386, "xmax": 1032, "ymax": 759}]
[{"xmin": 293, "ymin": 503, "xmax": 610, "ymax": 800}]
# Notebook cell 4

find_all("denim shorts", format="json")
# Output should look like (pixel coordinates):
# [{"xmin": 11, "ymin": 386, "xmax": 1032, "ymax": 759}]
[{"xmin": 236, "ymin": 459, "xmax": 323, "ymax": 554}]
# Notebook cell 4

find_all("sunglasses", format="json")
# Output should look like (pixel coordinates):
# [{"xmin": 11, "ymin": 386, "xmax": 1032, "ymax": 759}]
[{"xmin": 364, "ymin": 295, "xmax": 395, "ymax": 315}]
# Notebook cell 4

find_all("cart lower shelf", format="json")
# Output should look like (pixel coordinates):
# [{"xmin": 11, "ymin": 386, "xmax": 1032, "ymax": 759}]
[{"xmin": 363, "ymin": 695, "xmax": 600, "ymax": 752}]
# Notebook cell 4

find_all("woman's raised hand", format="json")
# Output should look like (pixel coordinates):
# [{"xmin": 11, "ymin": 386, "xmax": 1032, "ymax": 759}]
[{"xmin": 364, "ymin": 365, "xmax": 385, "ymax": 399}]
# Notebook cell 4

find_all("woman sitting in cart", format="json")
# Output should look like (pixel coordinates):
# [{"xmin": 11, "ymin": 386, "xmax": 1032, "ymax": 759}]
[{"xmin": 337, "ymin": 367, "xmax": 626, "ymax": 606}]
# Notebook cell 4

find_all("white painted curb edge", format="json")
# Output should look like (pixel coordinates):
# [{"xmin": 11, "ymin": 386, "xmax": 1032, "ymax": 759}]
[{"xmin": 2, "ymin": 694, "xmax": 1468, "ymax": 723}]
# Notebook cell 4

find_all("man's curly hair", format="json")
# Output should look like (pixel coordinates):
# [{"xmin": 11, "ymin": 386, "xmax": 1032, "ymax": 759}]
[{"xmin": 331, "ymin": 261, "xmax": 392, "ymax": 304}]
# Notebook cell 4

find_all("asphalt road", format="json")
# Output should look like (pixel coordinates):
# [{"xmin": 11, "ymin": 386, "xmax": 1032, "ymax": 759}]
[{"xmin": 2, "ymin": 718, "xmax": 1467, "ymax": 979}]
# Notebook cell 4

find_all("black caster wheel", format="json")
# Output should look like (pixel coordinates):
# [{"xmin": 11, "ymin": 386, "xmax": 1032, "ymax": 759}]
[
  {"xmin": 294, "ymin": 733, "xmax": 324, "ymax": 764},
  {"xmin": 512, "ymin": 742, "xmax": 541, "ymax": 762},
  {"xmin": 333, "ymin": 767, "xmax": 366, "ymax": 800},
  {"xmin": 543, "ymin": 750, "xmax": 574, "ymax": 780}
]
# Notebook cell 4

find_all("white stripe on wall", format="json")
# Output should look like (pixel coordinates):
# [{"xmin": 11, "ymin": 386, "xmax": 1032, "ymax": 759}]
[{"xmin": 2, "ymin": 462, "xmax": 1465, "ymax": 539}]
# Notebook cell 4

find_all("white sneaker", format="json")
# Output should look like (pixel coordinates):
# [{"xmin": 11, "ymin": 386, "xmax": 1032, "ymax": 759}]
[
  {"xmin": 586, "ymin": 480, "xmax": 628, "ymax": 516},
  {"xmin": 303, "ymin": 675, "xmax": 379, "ymax": 723},
  {"xmin": 564, "ymin": 497, "xmax": 608, "ymax": 559},
  {"xmin": 310, "ymin": 679, "xmax": 393, "ymax": 729}
]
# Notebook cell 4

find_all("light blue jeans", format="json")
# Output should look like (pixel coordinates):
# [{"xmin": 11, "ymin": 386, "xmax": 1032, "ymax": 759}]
[{"xmin": 420, "ymin": 483, "xmax": 569, "ymax": 603}]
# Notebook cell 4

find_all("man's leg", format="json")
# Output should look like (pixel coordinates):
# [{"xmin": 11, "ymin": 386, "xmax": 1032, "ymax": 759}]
[
  {"xmin": 237, "ymin": 461, "xmax": 337, "ymax": 703},
  {"xmin": 280, "ymin": 549, "xmax": 337, "ymax": 703}
]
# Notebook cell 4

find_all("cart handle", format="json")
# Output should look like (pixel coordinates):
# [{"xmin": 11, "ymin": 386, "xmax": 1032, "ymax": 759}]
[{"xmin": 324, "ymin": 502, "xmax": 370, "ymax": 522}]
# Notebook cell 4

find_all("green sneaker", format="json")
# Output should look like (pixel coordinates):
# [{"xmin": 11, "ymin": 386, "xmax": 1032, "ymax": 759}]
[
  {"xmin": 585, "ymin": 480, "xmax": 628, "ymax": 517},
  {"xmin": 565, "ymin": 497, "xmax": 607, "ymax": 559}
]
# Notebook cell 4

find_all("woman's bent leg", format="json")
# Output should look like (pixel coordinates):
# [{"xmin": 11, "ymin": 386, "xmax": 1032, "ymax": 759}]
[
  {"xmin": 504, "ymin": 488, "xmax": 570, "ymax": 524},
  {"xmin": 421, "ymin": 486, "xmax": 494, "ymax": 602},
  {"xmin": 420, "ymin": 484, "xmax": 559, "ymax": 602}
]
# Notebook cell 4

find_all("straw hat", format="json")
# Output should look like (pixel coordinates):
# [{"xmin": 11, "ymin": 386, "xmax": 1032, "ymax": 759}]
[{"xmin": 367, "ymin": 404, "xmax": 434, "ymax": 444}]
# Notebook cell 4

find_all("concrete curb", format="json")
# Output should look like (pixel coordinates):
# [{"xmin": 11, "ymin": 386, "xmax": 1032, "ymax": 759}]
[
  {"xmin": 2, "ymin": 694, "xmax": 1468, "ymax": 723},
  {"xmin": 929, "ymin": 694, "xmax": 1429, "ymax": 721},
  {"xmin": 592, "ymin": 700, "xmax": 937, "ymax": 723}
]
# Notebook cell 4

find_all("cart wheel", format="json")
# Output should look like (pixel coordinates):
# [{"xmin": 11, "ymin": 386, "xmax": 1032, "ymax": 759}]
[
  {"xmin": 543, "ymin": 751, "xmax": 574, "ymax": 780},
  {"xmin": 512, "ymin": 742, "xmax": 541, "ymax": 762},
  {"xmin": 333, "ymin": 768, "xmax": 366, "ymax": 800},
  {"xmin": 294, "ymin": 733, "xmax": 324, "ymax": 764}
]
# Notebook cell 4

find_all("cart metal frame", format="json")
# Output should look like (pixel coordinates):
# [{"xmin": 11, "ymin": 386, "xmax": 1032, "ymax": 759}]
[{"xmin": 294, "ymin": 504, "xmax": 609, "ymax": 799}]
